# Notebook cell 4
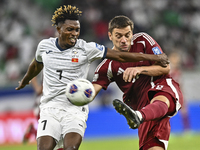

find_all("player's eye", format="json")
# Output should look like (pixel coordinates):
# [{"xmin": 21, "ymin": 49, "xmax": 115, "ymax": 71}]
[
  {"xmin": 67, "ymin": 28, "xmax": 73, "ymax": 31},
  {"xmin": 125, "ymin": 33, "xmax": 131, "ymax": 38},
  {"xmin": 116, "ymin": 35, "xmax": 122, "ymax": 39},
  {"xmin": 75, "ymin": 28, "xmax": 80, "ymax": 32}
]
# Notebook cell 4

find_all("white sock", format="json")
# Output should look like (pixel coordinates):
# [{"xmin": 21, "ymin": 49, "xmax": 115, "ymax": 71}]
[{"xmin": 135, "ymin": 111, "xmax": 143, "ymax": 121}]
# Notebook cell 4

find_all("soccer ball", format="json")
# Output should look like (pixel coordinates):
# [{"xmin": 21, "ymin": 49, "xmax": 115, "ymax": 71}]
[{"xmin": 65, "ymin": 78, "xmax": 95, "ymax": 106}]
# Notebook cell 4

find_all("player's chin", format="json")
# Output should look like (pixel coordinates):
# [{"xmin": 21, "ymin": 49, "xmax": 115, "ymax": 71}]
[
  {"xmin": 68, "ymin": 42, "xmax": 76, "ymax": 47},
  {"xmin": 120, "ymin": 48, "xmax": 129, "ymax": 52}
]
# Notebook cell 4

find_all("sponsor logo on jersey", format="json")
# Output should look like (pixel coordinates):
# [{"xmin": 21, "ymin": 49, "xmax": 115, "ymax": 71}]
[
  {"xmin": 152, "ymin": 47, "xmax": 162, "ymax": 55},
  {"xmin": 155, "ymin": 85, "xmax": 164, "ymax": 90},
  {"xmin": 72, "ymin": 50, "xmax": 78, "ymax": 54},
  {"xmin": 46, "ymin": 50, "xmax": 52, "ymax": 54},
  {"xmin": 78, "ymin": 124, "xmax": 83, "ymax": 128},
  {"xmin": 95, "ymin": 43, "xmax": 104, "ymax": 51},
  {"xmin": 117, "ymin": 68, "xmax": 124, "ymax": 75}
]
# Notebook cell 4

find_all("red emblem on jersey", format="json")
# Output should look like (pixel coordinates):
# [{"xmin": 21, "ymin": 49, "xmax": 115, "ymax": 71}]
[{"xmin": 72, "ymin": 58, "xmax": 79, "ymax": 62}]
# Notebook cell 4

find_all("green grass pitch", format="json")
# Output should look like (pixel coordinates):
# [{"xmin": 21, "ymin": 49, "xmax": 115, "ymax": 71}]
[{"xmin": 0, "ymin": 133, "xmax": 199, "ymax": 150}]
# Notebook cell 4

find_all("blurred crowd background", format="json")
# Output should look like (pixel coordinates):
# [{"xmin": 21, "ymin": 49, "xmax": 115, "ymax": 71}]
[
  {"xmin": 1, "ymin": 0, "xmax": 200, "ymax": 87},
  {"xmin": 0, "ymin": 0, "xmax": 200, "ymax": 145}
]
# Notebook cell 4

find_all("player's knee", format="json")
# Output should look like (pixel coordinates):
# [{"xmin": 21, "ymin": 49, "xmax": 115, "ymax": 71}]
[
  {"xmin": 37, "ymin": 137, "xmax": 56, "ymax": 150},
  {"xmin": 37, "ymin": 144, "xmax": 53, "ymax": 150},
  {"xmin": 151, "ymin": 95, "xmax": 170, "ymax": 108}
]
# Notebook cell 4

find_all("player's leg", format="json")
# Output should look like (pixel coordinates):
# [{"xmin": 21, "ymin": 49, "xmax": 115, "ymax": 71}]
[
  {"xmin": 61, "ymin": 106, "xmax": 88, "ymax": 150},
  {"xmin": 138, "ymin": 92, "xmax": 175, "ymax": 122},
  {"xmin": 113, "ymin": 92, "xmax": 175, "ymax": 129},
  {"xmin": 37, "ymin": 108, "xmax": 62, "ymax": 150},
  {"xmin": 63, "ymin": 132, "xmax": 82, "ymax": 150},
  {"xmin": 37, "ymin": 136, "xmax": 57, "ymax": 150}
]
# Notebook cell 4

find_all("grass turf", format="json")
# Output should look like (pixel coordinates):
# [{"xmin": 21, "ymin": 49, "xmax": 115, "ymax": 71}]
[{"xmin": 1, "ymin": 133, "xmax": 199, "ymax": 150}]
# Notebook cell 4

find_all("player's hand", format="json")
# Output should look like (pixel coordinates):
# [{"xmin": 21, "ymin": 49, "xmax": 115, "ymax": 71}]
[
  {"xmin": 15, "ymin": 80, "xmax": 31, "ymax": 90},
  {"xmin": 123, "ymin": 67, "xmax": 140, "ymax": 82},
  {"xmin": 157, "ymin": 53, "xmax": 170, "ymax": 67}
]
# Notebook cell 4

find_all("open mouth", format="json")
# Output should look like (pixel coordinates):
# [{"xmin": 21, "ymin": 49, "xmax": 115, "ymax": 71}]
[{"xmin": 69, "ymin": 38, "xmax": 76, "ymax": 43}]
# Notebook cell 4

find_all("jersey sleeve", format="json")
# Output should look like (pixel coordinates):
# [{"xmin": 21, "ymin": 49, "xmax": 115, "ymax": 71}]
[
  {"xmin": 81, "ymin": 40, "xmax": 107, "ymax": 62},
  {"xmin": 141, "ymin": 33, "xmax": 163, "ymax": 55},
  {"xmin": 92, "ymin": 59, "xmax": 112, "ymax": 90},
  {"xmin": 35, "ymin": 40, "xmax": 45, "ymax": 63}
]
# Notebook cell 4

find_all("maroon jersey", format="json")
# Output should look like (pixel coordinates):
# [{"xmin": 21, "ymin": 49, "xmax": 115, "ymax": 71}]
[
  {"xmin": 93, "ymin": 32, "xmax": 182, "ymax": 109},
  {"xmin": 93, "ymin": 33, "xmax": 183, "ymax": 149}
]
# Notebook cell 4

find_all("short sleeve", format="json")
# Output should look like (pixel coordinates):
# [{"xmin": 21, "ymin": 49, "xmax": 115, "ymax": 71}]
[
  {"xmin": 35, "ymin": 40, "xmax": 44, "ymax": 63},
  {"xmin": 82, "ymin": 41, "xmax": 107, "ymax": 62},
  {"xmin": 142, "ymin": 33, "xmax": 163, "ymax": 55},
  {"xmin": 92, "ymin": 59, "xmax": 112, "ymax": 90}
]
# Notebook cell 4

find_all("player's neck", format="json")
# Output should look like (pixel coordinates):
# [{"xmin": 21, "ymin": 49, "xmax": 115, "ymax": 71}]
[{"xmin": 57, "ymin": 39, "xmax": 74, "ymax": 50}]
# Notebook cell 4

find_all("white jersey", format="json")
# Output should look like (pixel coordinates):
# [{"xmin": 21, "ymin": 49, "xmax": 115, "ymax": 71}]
[{"xmin": 35, "ymin": 37, "xmax": 106, "ymax": 111}]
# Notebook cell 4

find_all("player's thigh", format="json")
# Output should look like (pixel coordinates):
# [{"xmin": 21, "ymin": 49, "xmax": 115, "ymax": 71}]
[
  {"xmin": 37, "ymin": 135, "xmax": 56, "ymax": 150},
  {"xmin": 148, "ymin": 146, "xmax": 164, "ymax": 150},
  {"xmin": 37, "ymin": 108, "xmax": 62, "ymax": 142},
  {"xmin": 61, "ymin": 108, "xmax": 87, "ymax": 138},
  {"xmin": 63, "ymin": 132, "xmax": 82, "ymax": 150}
]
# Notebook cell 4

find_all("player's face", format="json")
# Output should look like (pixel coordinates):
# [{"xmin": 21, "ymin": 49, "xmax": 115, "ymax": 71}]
[
  {"xmin": 108, "ymin": 26, "xmax": 133, "ymax": 52},
  {"xmin": 57, "ymin": 20, "xmax": 80, "ymax": 48}
]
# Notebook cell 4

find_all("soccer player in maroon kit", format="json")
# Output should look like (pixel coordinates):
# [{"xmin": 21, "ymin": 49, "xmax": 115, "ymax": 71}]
[{"xmin": 92, "ymin": 15, "xmax": 183, "ymax": 150}]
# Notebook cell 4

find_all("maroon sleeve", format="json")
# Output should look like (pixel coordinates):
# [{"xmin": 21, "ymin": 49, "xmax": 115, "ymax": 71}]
[
  {"xmin": 141, "ymin": 33, "xmax": 163, "ymax": 55},
  {"xmin": 92, "ymin": 59, "xmax": 112, "ymax": 90}
]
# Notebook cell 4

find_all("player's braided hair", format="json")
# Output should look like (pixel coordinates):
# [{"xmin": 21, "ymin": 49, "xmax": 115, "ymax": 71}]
[
  {"xmin": 51, "ymin": 5, "xmax": 82, "ymax": 26},
  {"xmin": 108, "ymin": 15, "xmax": 134, "ymax": 33}
]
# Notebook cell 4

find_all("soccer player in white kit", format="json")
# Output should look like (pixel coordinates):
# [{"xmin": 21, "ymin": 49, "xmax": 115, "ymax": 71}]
[{"xmin": 16, "ymin": 5, "xmax": 169, "ymax": 150}]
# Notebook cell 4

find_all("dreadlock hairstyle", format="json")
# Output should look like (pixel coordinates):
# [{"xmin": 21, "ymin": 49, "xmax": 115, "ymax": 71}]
[{"xmin": 51, "ymin": 5, "xmax": 82, "ymax": 26}]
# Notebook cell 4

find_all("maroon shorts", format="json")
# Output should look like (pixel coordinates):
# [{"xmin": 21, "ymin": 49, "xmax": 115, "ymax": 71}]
[
  {"xmin": 141, "ymin": 137, "xmax": 165, "ymax": 150},
  {"xmin": 138, "ymin": 78, "xmax": 183, "ymax": 149}
]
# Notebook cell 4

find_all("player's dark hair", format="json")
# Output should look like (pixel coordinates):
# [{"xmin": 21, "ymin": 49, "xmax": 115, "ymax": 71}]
[
  {"xmin": 108, "ymin": 15, "xmax": 134, "ymax": 33},
  {"xmin": 51, "ymin": 5, "xmax": 82, "ymax": 26}
]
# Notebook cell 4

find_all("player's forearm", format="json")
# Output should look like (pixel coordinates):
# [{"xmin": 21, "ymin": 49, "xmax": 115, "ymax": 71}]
[
  {"xmin": 140, "ymin": 64, "xmax": 170, "ymax": 76},
  {"xmin": 120, "ymin": 52, "xmax": 163, "ymax": 62},
  {"xmin": 21, "ymin": 61, "xmax": 43, "ymax": 85},
  {"xmin": 106, "ymin": 48, "xmax": 168, "ymax": 66}
]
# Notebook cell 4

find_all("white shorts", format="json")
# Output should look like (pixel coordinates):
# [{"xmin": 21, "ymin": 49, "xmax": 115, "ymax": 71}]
[{"xmin": 36, "ymin": 107, "xmax": 88, "ymax": 142}]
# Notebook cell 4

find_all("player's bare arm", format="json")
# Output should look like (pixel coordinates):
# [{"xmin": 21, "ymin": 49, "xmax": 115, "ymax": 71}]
[
  {"xmin": 106, "ymin": 48, "xmax": 169, "ymax": 67},
  {"xmin": 92, "ymin": 83, "xmax": 103, "ymax": 98},
  {"xmin": 123, "ymin": 64, "xmax": 170, "ymax": 82},
  {"xmin": 31, "ymin": 77, "xmax": 43, "ymax": 95},
  {"xmin": 15, "ymin": 59, "xmax": 43, "ymax": 90}
]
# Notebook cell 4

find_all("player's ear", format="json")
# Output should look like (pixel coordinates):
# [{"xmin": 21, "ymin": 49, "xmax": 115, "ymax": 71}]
[
  {"xmin": 108, "ymin": 32, "xmax": 112, "ymax": 41},
  {"xmin": 56, "ymin": 26, "xmax": 61, "ymax": 34}
]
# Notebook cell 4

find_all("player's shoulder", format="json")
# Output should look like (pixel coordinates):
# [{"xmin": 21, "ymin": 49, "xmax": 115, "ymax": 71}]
[
  {"xmin": 75, "ymin": 39, "xmax": 103, "ymax": 51},
  {"xmin": 75, "ymin": 39, "xmax": 88, "ymax": 47},
  {"xmin": 132, "ymin": 32, "xmax": 156, "ymax": 45},
  {"xmin": 95, "ymin": 59, "xmax": 111, "ymax": 70},
  {"xmin": 38, "ymin": 37, "xmax": 56, "ymax": 46},
  {"xmin": 132, "ymin": 32, "xmax": 151, "ymax": 40}
]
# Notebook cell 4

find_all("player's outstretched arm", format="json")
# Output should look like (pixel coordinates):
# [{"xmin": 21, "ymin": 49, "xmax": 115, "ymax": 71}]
[
  {"xmin": 123, "ymin": 64, "xmax": 170, "ymax": 82},
  {"xmin": 92, "ymin": 83, "xmax": 103, "ymax": 98},
  {"xmin": 15, "ymin": 59, "xmax": 43, "ymax": 90},
  {"xmin": 106, "ymin": 48, "xmax": 169, "ymax": 67}
]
